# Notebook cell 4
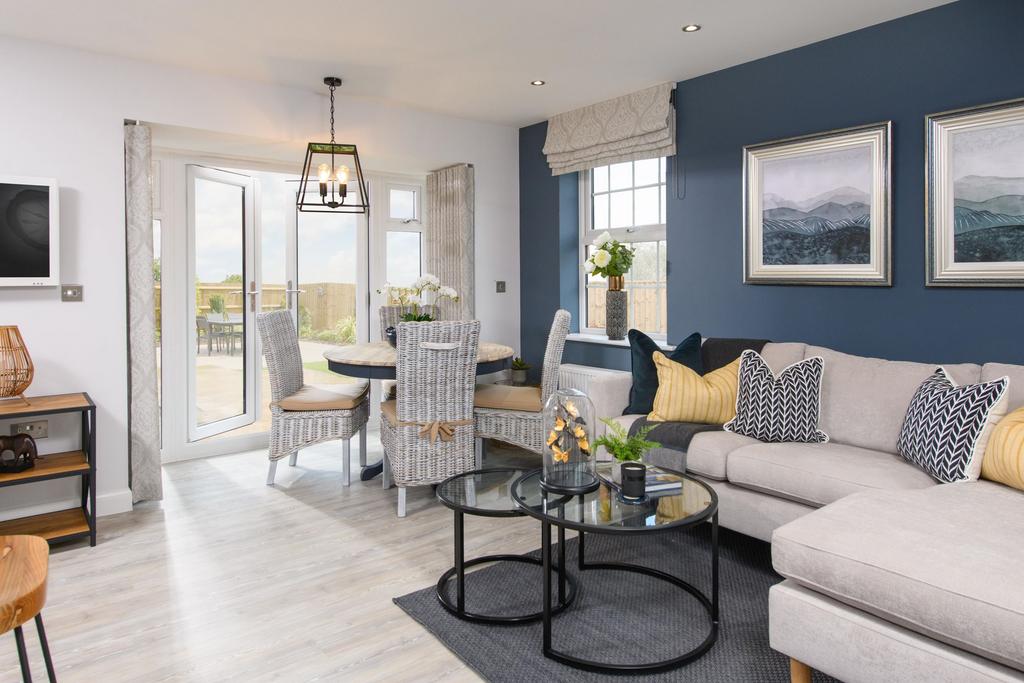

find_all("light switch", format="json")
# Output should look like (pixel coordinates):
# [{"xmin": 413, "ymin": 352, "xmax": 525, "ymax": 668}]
[
  {"xmin": 61, "ymin": 285, "xmax": 83, "ymax": 302},
  {"xmin": 496, "ymin": 281, "xmax": 506, "ymax": 293}
]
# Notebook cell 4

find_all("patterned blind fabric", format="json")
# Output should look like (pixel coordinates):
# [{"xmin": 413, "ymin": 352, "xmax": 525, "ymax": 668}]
[
  {"xmin": 542, "ymin": 83, "xmax": 676, "ymax": 176},
  {"xmin": 426, "ymin": 164, "xmax": 474, "ymax": 320}
]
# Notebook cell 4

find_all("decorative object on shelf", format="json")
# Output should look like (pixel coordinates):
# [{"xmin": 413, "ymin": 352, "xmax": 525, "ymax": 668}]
[
  {"xmin": 384, "ymin": 326, "xmax": 398, "ymax": 348},
  {"xmin": 0, "ymin": 433, "xmax": 37, "ymax": 473},
  {"xmin": 541, "ymin": 388, "xmax": 598, "ymax": 494},
  {"xmin": 510, "ymin": 356, "xmax": 530, "ymax": 384},
  {"xmin": 743, "ymin": 121, "xmax": 892, "ymax": 285},
  {"xmin": 619, "ymin": 462, "xmax": 647, "ymax": 500},
  {"xmin": 926, "ymin": 97, "xmax": 1024, "ymax": 286},
  {"xmin": 584, "ymin": 231, "xmax": 635, "ymax": 340},
  {"xmin": 593, "ymin": 417, "xmax": 659, "ymax": 484},
  {"xmin": 297, "ymin": 77, "xmax": 369, "ymax": 214},
  {"xmin": 0, "ymin": 325, "xmax": 33, "ymax": 404}
]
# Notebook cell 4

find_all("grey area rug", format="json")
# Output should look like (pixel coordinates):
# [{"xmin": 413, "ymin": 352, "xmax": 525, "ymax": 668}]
[{"xmin": 395, "ymin": 525, "xmax": 837, "ymax": 682}]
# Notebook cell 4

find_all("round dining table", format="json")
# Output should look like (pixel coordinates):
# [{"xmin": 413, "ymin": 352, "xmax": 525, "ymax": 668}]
[
  {"xmin": 322, "ymin": 340, "xmax": 514, "ymax": 480},
  {"xmin": 323, "ymin": 341, "xmax": 514, "ymax": 380}
]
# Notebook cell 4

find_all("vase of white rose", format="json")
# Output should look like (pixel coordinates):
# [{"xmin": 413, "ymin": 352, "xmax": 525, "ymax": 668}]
[
  {"xmin": 378, "ymin": 275, "xmax": 460, "ymax": 347},
  {"xmin": 583, "ymin": 231, "xmax": 635, "ymax": 341}
]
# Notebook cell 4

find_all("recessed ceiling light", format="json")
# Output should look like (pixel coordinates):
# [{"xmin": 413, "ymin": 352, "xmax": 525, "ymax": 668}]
[
  {"xmin": 681, "ymin": 24, "xmax": 701, "ymax": 33},
  {"xmin": 530, "ymin": 80, "xmax": 546, "ymax": 86}
]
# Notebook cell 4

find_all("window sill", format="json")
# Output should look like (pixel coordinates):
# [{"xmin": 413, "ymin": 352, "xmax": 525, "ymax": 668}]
[{"xmin": 567, "ymin": 332, "xmax": 672, "ymax": 351}]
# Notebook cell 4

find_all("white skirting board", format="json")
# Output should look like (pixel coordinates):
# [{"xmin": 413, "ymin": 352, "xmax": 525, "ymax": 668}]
[{"xmin": 0, "ymin": 488, "xmax": 133, "ymax": 523}]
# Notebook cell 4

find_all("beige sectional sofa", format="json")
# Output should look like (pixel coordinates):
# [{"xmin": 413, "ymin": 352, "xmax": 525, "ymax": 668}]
[{"xmin": 558, "ymin": 342, "xmax": 1024, "ymax": 682}]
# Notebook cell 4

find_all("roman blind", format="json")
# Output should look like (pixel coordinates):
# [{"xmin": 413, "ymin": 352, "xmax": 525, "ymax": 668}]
[{"xmin": 542, "ymin": 82, "xmax": 676, "ymax": 176}]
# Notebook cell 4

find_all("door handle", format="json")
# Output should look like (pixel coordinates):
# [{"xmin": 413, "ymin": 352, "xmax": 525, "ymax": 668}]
[
  {"xmin": 247, "ymin": 281, "xmax": 258, "ymax": 313},
  {"xmin": 284, "ymin": 280, "xmax": 306, "ymax": 309}
]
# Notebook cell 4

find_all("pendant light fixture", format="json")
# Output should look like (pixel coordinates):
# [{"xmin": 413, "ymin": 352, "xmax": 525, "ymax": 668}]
[{"xmin": 297, "ymin": 77, "xmax": 369, "ymax": 214}]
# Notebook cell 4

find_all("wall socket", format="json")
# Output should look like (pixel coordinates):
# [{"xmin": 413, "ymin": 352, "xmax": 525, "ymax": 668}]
[
  {"xmin": 495, "ymin": 280, "xmax": 506, "ymax": 293},
  {"xmin": 61, "ymin": 284, "xmax": 83, "ymax": 302},
  {"xmin": 11, "ymin": 420, "xmax": 48, "ymax": 439}
]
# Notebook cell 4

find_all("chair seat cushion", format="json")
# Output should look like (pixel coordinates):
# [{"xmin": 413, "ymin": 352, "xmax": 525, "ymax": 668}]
[
  {"xmin": 727, "ymin": 442, "xmax": 936, "ymax": 508},
  {"xmin": 381, "ymin": 400, "xmax": 397, "ymax": 426},
  {"xmin": 277, "ymin": 381, "xmax": 369, "ymax": 411},
  {"xmin": 772, "ymin": 481, "xmax": 1024, "ymax": 671},
  {"xmin": 474, "ymin": 384, "xmax": 543, "ymax": 412}
]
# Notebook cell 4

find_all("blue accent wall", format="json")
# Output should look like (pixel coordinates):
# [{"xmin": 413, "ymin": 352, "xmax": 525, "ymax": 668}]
[{"xmin": 520, "ymin": 0, "xmax": 1024, "ymax": 372}]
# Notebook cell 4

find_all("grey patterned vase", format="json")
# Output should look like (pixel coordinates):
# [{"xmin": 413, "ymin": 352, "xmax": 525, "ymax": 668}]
[{"xmin": 605, "ymin": 280, "xmax": 628, "ymax": 340}]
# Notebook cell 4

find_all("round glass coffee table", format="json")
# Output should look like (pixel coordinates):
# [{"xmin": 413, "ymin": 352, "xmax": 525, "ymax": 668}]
[
  {"xmin": 511, "ymin": 466, "xmax": 719, "ymax": 674},
  {"xmin": 435, "ymin": 467, "xmax": 577, "ymax": 624}
]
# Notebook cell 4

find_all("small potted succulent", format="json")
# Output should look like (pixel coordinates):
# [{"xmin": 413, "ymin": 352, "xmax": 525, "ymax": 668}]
[
  {"xmin": 592, "ymin": 417, "xmax": 659, "ymax": 484},
  {"xmin": 510, "ymin": 356, "xmax": 530, "ymax": 384}
]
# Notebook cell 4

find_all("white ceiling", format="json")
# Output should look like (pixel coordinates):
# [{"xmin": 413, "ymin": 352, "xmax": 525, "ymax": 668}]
[{"xmin": 0, "ymin": 0, "xmax": 952, "ymax": 127}]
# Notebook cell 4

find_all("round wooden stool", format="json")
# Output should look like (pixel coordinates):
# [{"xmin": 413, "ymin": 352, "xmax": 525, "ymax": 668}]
[{"xmin": 0, "ymin": 536, "xmax": 56, "ymax": 682}]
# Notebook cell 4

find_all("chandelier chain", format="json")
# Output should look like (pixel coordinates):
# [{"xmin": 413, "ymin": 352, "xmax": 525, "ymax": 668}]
[{"xmin": 329, "ymin": 83, "xmax": 336, "ymax": 143}]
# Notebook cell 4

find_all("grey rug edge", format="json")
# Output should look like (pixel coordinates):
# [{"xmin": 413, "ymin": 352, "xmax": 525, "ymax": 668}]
[{"xmin": 392, "ymin": 594, "xmax": 493, "ymax": 681}]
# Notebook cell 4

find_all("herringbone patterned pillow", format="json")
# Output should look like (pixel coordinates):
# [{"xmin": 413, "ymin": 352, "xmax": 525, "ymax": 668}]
[
  {"xmin": 898, "ymin": 367, "xmax": 1008, "ymax": 483},
  {"xmin": 724, "ymin": 350, "xmax": 828, "ymax": 443}
]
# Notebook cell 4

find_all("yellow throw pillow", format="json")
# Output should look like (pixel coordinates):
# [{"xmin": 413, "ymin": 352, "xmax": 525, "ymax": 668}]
[
  {"xmin": 981, "ymin": 407, "xmax": 1024, "ymax": 491},
  {"xmin": 648, "ymin": 353, "xmax": 740, "ymax": 424}
]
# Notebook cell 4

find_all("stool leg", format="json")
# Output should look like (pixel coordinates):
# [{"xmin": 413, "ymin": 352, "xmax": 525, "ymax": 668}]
[
  {"xmin": 35, "ymin": 614, "xmax": 56, "ymax": 683},
  {"xmin": 14, "ymin": 625, "xmax": 32, "ymax": 683}
]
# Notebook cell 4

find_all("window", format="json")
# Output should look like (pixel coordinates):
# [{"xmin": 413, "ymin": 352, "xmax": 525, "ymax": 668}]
[{"xmin": 581, "ymin": 158, "xmax": 667, "ymax": 337}]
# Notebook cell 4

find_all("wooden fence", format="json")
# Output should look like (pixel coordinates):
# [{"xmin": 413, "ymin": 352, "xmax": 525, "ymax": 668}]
[{"xmin": 586, "ymin": 281, "xmax": 666, "ymax": 335}]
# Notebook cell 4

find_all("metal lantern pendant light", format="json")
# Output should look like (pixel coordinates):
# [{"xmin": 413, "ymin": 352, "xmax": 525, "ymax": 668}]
[{"xmin": 297, "ymin": 77, "xmax": 369, "ymax": 214}]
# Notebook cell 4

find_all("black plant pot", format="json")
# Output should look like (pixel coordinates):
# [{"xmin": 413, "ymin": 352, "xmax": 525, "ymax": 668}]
[{"xmin": 385, "ymin": 326, "xmax": 398, "ymax": 348}]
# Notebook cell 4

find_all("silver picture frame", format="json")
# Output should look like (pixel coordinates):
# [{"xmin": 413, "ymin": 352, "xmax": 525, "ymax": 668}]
[
  {"xmin": 743, "ymin": 122, "xmax": 892, "ymax": 286},
  {"xmin": 926, "ymin": 97, "xmax": 1024, "ymax": 287}
]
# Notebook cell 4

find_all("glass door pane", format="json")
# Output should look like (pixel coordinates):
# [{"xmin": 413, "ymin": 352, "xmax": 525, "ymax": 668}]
[
  {"xmin": 187, "ymin": 165, "xmax": 257, "ymax": 440},
  {"xmin": 295, "ymin": 209, "xmax": 367, "ymax": 385}
]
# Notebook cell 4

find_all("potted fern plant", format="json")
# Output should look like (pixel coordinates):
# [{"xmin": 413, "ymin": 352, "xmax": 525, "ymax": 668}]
[{"xmin": 592, "ymin": 418, "xmax": 660, "ymax": 483}]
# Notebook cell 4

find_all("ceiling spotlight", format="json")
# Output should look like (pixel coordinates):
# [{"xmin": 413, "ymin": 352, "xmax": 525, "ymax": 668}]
[
  {"xmin": 530, "ymin": 80, "xmax": 546, "ymax": 86},
  {"xmin": 681, "ymin": 24, "xmax": 701, "ymax": 32}
]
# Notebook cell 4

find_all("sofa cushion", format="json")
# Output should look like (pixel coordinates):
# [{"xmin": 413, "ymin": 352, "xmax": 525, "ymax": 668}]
[
  {"xmin": 624, "ymin": 330, "xmax": 702, "ymax": 415},
  {"xmin": 982, "ymin": 407, "xmax": 1024, "ymax": 491},
  {"xmin": 277, "ymin": 381, "xmax": 369, "ymax": 411},
  {"xmin": 649, "ymin": 354, "xmax": 739, "ymax": 424},
  {"xmin": 897, "ymin": 367, "xmax": 1009, "ymax": 483},
  {"xmin": 772, "ymin": 481, "xmax": 1024, "ymax": 671},
  {"xmin": 687, "ymin": 431, "xmax": 761, "ymax": 480},
  {"xmin": 807, "ymin": 345, "xmax": 982, "ymax": 454},
  {"xmin": 727, "ymin": 442, "xmax": 935, "ymax": 507},
  {"xmin": 724, "ymin": 351, "xmax": 828, "ymax": 444},
  {"xmin": 759, "ymin": 342, "xmax": 807, "ymax": 373},
  {"xmin": 700, "ymin": 337, "xmax": 769, "ymax": 372},
  {"xmin": 983, "ymin": 362, "xmax": 1024, "ymax": 412},
  {"xmin": 474, "ymin": 384, "xmax": 543, "ymax": 412}
]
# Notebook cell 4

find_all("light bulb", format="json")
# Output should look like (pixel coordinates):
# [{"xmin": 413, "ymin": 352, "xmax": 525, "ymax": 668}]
[
  {"xmin": 317, "ymin": 163, "xmax": 331, "ymax": 183},
  {"xmin": 337, "ymin": 165, "xmax": 350, "ymax": 185}
]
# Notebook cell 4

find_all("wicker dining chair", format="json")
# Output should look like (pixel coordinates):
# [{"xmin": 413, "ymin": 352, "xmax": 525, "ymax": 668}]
[
  {"xmin": 378, "ymin": 304, "xmax": 440, "ymax": 400},
  {"xmin": 380, "ymin": 320, "xmax": 480, "ymax": 517},
  {"xmin": 257, "ymin": 310, "xmax": 370, "ymax": 487},
  {"xmin": 473, "ymin": 309, "xmax": 571, "ymax": 457}
]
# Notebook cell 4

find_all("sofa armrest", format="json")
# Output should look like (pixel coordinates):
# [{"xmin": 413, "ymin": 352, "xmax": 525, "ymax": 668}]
[{"xmin": 558, "ymin": 364, "xmax": 633, "ymax": 437}]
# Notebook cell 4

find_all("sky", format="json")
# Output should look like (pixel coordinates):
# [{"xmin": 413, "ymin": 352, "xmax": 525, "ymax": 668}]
[
  {"xmin": 952, "ymin": 121, "xmax": 1024, "ymax": 181},
  {"xmin": 762, "ymin": 144, "xmax": 871, "ymax": 203}
]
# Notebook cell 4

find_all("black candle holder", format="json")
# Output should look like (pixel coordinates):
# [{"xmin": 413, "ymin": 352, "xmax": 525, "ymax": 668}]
[{"xmin": 620, "ymin": 462, "xmax": 646, "ymax": 500}]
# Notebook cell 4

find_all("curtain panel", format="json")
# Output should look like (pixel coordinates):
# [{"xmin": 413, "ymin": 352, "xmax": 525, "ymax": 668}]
[
  {"xmin": 542, "ymin": 82, "xmax": 676, "ymax": 175},
  {"xmin": 124, "ymin": 123, "xmax": 162, "ymax": 503},
  {"xmin": 426, "ymin": 164, "xmax": 475, "ymax": 320}
]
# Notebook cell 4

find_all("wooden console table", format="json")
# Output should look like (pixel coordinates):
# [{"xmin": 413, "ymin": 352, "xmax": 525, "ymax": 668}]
[{"xmin": 0, "ymin": 393, "xmax": 96, "ymax": 546}]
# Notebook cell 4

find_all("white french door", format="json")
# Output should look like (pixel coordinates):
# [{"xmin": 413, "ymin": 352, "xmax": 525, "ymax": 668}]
[{"xmin": 186, "ymin": 165, "xmax": 259, "ymax": 441}]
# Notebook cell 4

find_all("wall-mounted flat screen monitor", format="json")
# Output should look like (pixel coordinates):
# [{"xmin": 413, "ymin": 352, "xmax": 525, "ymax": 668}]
[{"xmin": 0, "ymin": 177, "xmax": 59, "ymax": 286}]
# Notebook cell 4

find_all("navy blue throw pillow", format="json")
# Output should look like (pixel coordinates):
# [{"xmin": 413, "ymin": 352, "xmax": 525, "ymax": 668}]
[{"xmin": 623, "ymin": 330, "xmax": 703, "ymax": 415}]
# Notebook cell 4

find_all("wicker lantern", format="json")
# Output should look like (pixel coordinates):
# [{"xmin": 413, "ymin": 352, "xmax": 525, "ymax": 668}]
[{"xmin": 0, "ymin": 326, "xmax": 33, "ymax": 404}]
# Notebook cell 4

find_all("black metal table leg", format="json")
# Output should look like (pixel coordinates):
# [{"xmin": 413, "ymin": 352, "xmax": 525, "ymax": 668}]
[
  {"xmin": 557, "ymin": 520, "xmax": 566, "ymax": 603},
  {"xmin": 359, "ymin": 460, "xmax": 384, "ymax": 481},
  {"xmin": 35, "ymin": 615, "xmax": 55, "ymax": 683},
  {"xmin": 578, "ymin": 529, "xmax": 585, "ymax": 570},
  {"xmin": 454, "ymin": 510, "xmax": 465, "ymax": 613},
  {"xmin": 711, "ymin": 511, "xmax": 719, "ymax": 624},
  {"xmin": 14, "ymin": 625, "xmax": 32, "ymax": 683},
  {"xmin": 542, "ymin": 521, "xmax": 552, "ymax": 653}
]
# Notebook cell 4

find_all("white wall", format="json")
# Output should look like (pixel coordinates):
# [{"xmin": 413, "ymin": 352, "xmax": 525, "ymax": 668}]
[{"xmin": 0, "ymin": 36, "xmax": 519, "ymax": 519}]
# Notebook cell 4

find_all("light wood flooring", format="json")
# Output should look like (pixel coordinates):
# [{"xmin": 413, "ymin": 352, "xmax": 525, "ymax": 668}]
[{"xmin": 0, "ymin": 434, "xmax": 541, "ymax": 682}]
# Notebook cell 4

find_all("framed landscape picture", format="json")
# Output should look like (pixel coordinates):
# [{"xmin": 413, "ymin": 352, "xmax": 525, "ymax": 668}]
[
  {"xmin": 743, "ymin": 122, "xmax": 892, "ymax": 285},
  {"xmin": 927, "ymin": 97, "xmax": 1024, "ymax": 286}
]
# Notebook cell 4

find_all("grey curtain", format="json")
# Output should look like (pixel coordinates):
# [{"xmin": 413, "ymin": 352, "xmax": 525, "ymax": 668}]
[
  {"xmin": 426, "ymin": 164, "xmax": 475, "ymax": 320},
  {"xmin": 124, "ymin": 123, "xmax": 162, "ymax": 503},
  {"xmin": 543, "ymin": 82, "xmax": 676, "ymax": 175}
]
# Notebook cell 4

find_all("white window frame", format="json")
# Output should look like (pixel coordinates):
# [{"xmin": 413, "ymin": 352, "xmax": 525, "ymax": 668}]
[{"xmin": 578, "ymin": 160, "xmax": 668, "ymax": 340}]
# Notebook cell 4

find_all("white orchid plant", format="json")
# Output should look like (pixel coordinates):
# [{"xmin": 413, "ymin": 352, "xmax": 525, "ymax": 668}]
[
  {"xmin": 378, "ymin": 273, "xmax": 459, "ymax": 322},
  {"xmin": 583, "ymin": 231, "xmax": 635, "ymax": 278}
]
